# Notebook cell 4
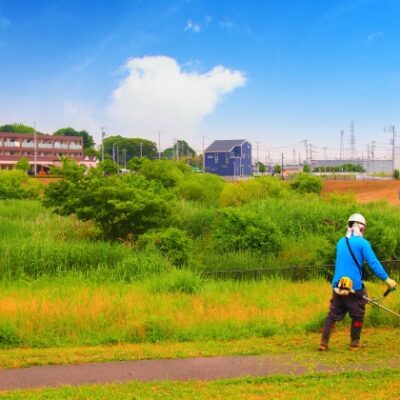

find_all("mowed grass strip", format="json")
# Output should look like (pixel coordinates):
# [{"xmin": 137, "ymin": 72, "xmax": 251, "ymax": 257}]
[
  {"xmin": 1, "ymin": 328, "xmax": 400, "ymax": 370},
  {"xmin": 1, "ymin": 369, "xmax": 400, "ymax": 399}
]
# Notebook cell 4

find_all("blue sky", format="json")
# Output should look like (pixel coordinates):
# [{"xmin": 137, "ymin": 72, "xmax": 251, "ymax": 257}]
[{"xmin": 0, "ymin": 0, "xmax": 399, "ymax": 162}]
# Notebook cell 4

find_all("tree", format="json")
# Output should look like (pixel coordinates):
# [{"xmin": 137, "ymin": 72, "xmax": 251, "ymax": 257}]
[
  {"xmin": 138, "ymin": 159, "xmax": 190, "ymax": 188},
  {"xmin": 127, "ymin": 157, "xmax": 147, "ymax": 172},
  {"xmin": 98, "ymin": 159, "xmax": 120, "ymax": 175},
  {"xmin": 84, "ymin": 147, "xmax": 101, "ymax": 158},
  {"xmin": 43, "ymin": 174, "xmax": 173, "ymax": 240},
  {"xmin": 303, "ymin": 164, "xmax": 311, "ymax": 173},
  {"xmin": 0, "ymin": 123, "xmax": 34, "ymax": 133},
  {"xmin": 162, "ymin": 140, "xmax": 196, "ymax": 159},
  {"xmin": 256, "ymin": 161, "xmax": 266, "ymax": 174},
  {"xmin": 53, "ymin": 127, "xmax": 95, "ymax": 149},
  {"xmin": 272, "ymin": 165, "xmax": 281, "ymax": 174},
  {"xmin": 15, "ymin": 157, "xmax": 30, "ymax": 173},
  {"xmin": 102, "ymin": 136, "xmax": 158, "ymax": 163}
]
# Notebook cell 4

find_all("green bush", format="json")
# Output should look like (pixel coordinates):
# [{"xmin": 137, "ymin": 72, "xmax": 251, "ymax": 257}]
[
  {"xmin": 137, "ymin": 227, "xmax": 192, "ymax": 266},
  {"xmin": 44, "ymin": 174, "xmax": 174, "ymax": 240},
  {"xmin": 0, "ymin": 322, "xmax": 20, "ymax": 347},
  {"xmin": 290, "ymin": 173, "xmax": 322, "ymax": 194},
  {"xmin": 220, "ymin": 176, "xmax": 286, "ymax": 207},
  {"xmin": 213, "ymin": 207, "xmax": 282, "ymax": 254},
  {"xmin": 364, "ymin": 221, "xmax": 397, "ymax": 260},
  {"xmin": 176, "ymin": 173, "xmax": 224, "ymax": 206},
  {"xmin": 174, "ymin": 201, "xmax": 217, "ymax": 238},
  {"xmin": 138, "ymin": 159, "xmax": 190, "ymax": 188},
  {"xmin": 147, "ymin": 269, "xmax": 203, "ymax": 294},
  {"xmin": 0, "ymin": 170, "xmax": 42, "ymax": 199}
]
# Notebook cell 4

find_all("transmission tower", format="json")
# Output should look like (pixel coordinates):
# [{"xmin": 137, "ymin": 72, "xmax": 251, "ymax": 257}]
[
  {"xmin": 340, "ymin": 130, "xmax": 344, "ymax": 160},
  {"xmin": 349, "ymin": 121, "xmax": 356, "ymax": 160}
]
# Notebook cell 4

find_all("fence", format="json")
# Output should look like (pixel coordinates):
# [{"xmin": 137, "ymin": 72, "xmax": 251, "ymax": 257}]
[{"xmin": 200, "ymin": 260, "xmax": 400, "ymax": 282}]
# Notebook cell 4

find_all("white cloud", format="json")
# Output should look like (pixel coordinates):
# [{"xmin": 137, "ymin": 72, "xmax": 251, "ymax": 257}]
[
  {"xmin": 107, "ymin": 56, "xmax": 246, "ymax": 139},
  {"xmin": 185, "ymin": 20, "xmax": 201, "ymax": 33},
  {"xmin": 63, "ymin": 100, "xmax": 99, "ymax": 135}
]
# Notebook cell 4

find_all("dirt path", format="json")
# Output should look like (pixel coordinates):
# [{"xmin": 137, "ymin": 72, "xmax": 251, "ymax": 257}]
[{"xmin": 2, "ymin": 354, "xmax": 399, "ymax": 391}]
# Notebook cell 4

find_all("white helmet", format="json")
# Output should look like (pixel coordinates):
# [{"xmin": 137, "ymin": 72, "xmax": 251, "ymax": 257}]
[{"xmin": 348, "ymin": 213, "xmax": 366, "ymax": 226}]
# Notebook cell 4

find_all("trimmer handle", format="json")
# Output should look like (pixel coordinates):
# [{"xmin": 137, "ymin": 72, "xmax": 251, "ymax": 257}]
[{"xmin": 383, "ymin": 286, "xmax": 396, "ymax": 297}]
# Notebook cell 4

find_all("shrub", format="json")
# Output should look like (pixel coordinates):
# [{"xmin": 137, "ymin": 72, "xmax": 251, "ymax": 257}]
[
  {"xmin": 176, "ymin": 173, "xmax": 224, "ymax": 206},
  {"xmin": 213, "ymin": 207, "xmax": 282, "ymax": 254},
  {"xmin": 44, "ymin": 174, "xmax": 174, "ymax": 240},
  {"xmin": 15, "ymin": 157, "xmax": 30, "ymax": 173},
  {"xmin": 137, "ymin": 227, "xmax": 192, "ymax": 266},
  {"xmin": 0, "ymin": 322, "xmax": 20, "ymax": 347},
  {"xmin": 174, "ymin": 201, "xmax": 217, "ymax": 238},
  {"xmin": 147, "ymin": 269, "xmax": 203, "ymax": 294},
  {"xmin": 0, "ymin": 170, "xmax": 42, "ymax": 199},
  {"xmin": 138, "ymin": 159, "xmax": 190, "ymax": 188},
  {"xmin": 219, "ymin": 177, "xmax": 286, "ymax": 207},
  {"xmin": 290, "ymin": 173, "xmax": 322, "ymax": 195},
  {"xmin": 364, "ymin": 220, "xmax": 397, "ymax": 260}
]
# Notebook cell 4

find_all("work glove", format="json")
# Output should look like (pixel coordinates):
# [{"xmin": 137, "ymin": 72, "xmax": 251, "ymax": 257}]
[{"xmin": 385, "ymin": 278, "xmax": 397, "ymax": 289}]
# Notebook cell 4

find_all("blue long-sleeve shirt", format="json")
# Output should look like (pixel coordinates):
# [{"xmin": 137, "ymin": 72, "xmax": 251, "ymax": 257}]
[{"xmin": 332, "ymin": 235, "xmax": 389, "ymax": 290}]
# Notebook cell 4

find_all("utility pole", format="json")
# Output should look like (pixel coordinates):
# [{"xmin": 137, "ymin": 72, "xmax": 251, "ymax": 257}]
[
  {"xmin": 281, "ymin": 152, "xmax": 284, "ymax": 180},
  {"xmin": 100, "ymin": 127, "xmax": 106, "ymax": 161},
  {"xmin": 371, "ymin": 141, "xmax": 376, "ymax": 160},
  {"xmin": 349, "ymin": 121, "xmax": 356, "ymax": 160},
  {"xmin": 308, "ymin": 143, "xmax": 314, "ymax": 161},
  {"xmin": 384, "ymin": 125, "xmax": 396, "ymax": 172},
  {"xmin": 140, "ymin": 142, "xmax": 143, "ymax": 158},
  {"xmin": 202, "ymin": 136, "xmax": 205, "ymax": 173},
  {"xmin": 158, "ymin": 131, "xmax": 161, "ymax": 159},
  {"xmin": 340, "ymin": 130, "xmax": 344, "ymax": 160},
  {"xmin": 255, "ymin": 141, "xmax": 260, "ymax": 173},
  {"xmin": 33, "ymin": 121, "xmax": 37, "ymax": 176},
  {"xmin": 301, "ymin": 140, "xmax": 308, "ymax": 163}
]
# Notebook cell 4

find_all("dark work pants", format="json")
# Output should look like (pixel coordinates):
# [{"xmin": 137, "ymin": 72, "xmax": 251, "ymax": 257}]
[{"xmin": 321, "ymin": 288, "xmax": 367, "ymax": 345}]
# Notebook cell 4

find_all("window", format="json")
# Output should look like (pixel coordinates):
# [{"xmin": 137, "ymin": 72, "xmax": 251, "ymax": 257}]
[
  {"xmin": 225, "ymin": 154, "xmax": 229, "ymax": 163},
  {"xmin": 215, "ymin": 154, "xmax": 218, "ymax": 163}
]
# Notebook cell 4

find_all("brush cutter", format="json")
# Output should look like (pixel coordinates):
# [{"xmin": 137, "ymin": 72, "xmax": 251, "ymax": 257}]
[
  {"xmin": 354, "ymin": 287, "xmax": 400, "ymax": 319},
  {"xmin": 335, "ymin": 277, "xmax": 400, "ymax": 319}
]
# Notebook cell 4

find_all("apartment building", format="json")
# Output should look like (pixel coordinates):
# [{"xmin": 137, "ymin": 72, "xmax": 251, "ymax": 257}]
[{"xmin": 0, "ymin": 131, "xmax": 87, "ymax": 173}]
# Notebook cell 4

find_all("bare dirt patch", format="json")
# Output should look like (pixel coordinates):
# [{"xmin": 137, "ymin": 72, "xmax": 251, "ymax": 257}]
[{"xmin": 322, "ymin": 180, "xmax": 400, "ymax": 205}]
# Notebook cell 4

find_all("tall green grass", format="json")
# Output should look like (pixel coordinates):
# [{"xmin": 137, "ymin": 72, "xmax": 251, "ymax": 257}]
[
  {"xmin": 0, "ymin": 277, "xmax": 398, "ymax": 348},
  {"xmin": 0, "ymin": 200, "xmax": 171, "ymax": 280}
]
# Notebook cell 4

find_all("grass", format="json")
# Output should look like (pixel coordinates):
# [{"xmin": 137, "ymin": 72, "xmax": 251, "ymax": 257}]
[
  {"xmin": 1, "ymin": 369, "xmax": 400, "ymax": 399},
  {"xmin": 1, "ymin": 327, "xmax": 400, "ymax": 369},
  {"xmin": 0, "ymin": 276, "xmax": 399, "ymax": 349}
]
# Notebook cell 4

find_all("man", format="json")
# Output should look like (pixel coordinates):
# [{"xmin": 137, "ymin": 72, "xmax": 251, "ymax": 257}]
[{"xmin": 319, "ymin": 213, "xmax": 397, "ymax": 351}]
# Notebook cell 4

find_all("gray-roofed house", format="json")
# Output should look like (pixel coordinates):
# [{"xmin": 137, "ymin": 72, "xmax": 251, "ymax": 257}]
[{"xmin": 204, "ymin": 139, "xmax": 252, "ymax": 177}]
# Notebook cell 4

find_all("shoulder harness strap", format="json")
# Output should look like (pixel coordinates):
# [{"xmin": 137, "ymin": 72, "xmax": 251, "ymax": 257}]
[{"xmin": 345, "ymin": 236, "xmax": 364, "ymax": 280}]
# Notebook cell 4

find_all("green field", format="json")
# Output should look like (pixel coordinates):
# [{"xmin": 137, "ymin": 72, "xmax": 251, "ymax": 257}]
[{"xmin": 1, "ymin": 169, "xmax": 400, "ymax": 399}]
